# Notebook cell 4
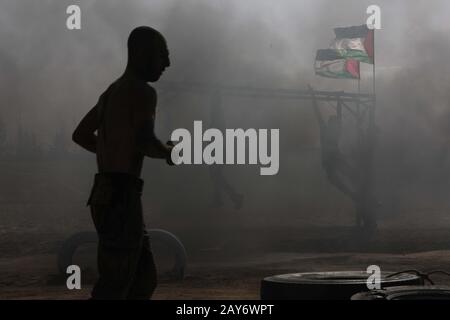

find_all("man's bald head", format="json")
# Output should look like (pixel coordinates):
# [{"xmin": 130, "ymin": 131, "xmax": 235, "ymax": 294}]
[
  {"xmin": 128, "ymin": 26, "xmax": 166, "ymax": 58},
  {"xmin": 126, "ymin": 26, "xmax": 170, "ymax": 82}
]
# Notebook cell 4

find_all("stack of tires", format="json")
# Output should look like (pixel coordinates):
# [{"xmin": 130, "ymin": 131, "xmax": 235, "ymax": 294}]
[
  {"xmin": 351, "ymin": 286, "xmax": 450, "ymax": 300},
  {"xmin": 260, "ymin": 271, "xmax": 424, "ymax": 300}
]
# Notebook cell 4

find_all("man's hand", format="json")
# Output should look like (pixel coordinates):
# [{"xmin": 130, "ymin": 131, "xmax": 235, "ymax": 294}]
[{"xmin": 165, "ymin": 140, "xmax": 177, "ymax": 166}]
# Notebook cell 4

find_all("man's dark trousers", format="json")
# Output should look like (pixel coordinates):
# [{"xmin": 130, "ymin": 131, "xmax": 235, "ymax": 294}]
[{"xmin": 87, "ymin": 172, "xmax": 157, "ymax": 300}]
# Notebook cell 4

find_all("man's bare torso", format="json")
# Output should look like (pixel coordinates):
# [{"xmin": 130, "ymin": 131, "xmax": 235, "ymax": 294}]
[{"xmin": 97, "ymin": 77, "xmax": 151, "ymax": 177}]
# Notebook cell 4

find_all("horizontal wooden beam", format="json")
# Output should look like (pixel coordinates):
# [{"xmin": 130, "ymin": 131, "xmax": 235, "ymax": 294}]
[{"xmin": 156, "ymin": 81, "xmax": 375, "ymax": 104}]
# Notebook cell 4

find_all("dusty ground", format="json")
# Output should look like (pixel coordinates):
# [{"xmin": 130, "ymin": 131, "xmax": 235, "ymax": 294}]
[{"xmin": 2, "ymin": 226, "xmax": 450, "ymax": 300}]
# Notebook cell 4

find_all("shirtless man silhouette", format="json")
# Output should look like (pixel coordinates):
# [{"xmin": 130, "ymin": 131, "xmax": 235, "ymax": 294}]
[
  {"xmin": 308, "ymin": 85, "xmax": 378, "ymax": 231},
  {"xmin": 308, "ymin": 85, "xmax": 357, "ymax": 200},
  {"xmin": 72, "ymin": 26, "xmax": 173, "ymax": 299}
]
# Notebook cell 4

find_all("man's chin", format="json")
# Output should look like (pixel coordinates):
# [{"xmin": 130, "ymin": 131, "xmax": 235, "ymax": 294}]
[{"xmin": 148, "ymin": 74, "xmax": 162, "ymax": 83}]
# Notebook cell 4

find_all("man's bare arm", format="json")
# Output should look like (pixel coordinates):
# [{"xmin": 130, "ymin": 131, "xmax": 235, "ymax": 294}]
[
  {"xmin": 72, "ymin": 96, "xmax": 102, "ymax": 153},
  {"xmin": 135, "ymin": 86, "xmax": 172, "ymax": 159}
]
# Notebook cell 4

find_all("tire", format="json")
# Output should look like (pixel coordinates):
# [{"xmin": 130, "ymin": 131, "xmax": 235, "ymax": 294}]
[
  {"xmin": 148, "ymin": 228, "xmax": 187, "ymax": 280},
  {"xmin": 57, "ymin": 231, "xmax": 98, "ymax": 276},
  {"xmin": 57, "ymin": 229, "xmax": 187, "ymax": 280},
  {"xmin": 351, "ymin": 285, "xmax": 450, "ymax": 300},
  {"xmin": 260, "ymin": 271, "xmax": 423, "ymax": 300}
]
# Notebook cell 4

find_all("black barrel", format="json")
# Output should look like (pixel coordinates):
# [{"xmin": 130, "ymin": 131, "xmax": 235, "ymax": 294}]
[{"xmin": 261, "ymin": 271, "xmax": 423, "ymax": 300}]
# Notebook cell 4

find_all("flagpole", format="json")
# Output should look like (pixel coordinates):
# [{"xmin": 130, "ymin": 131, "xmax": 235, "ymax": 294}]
[
  {"xmin": 371, "ymin": 28, "xmax": 376, "ymax": 130},
  {"xmin": 365, "ymin": 27, "xmax": 377, "ymax": 229},
  {"xmin": 356, "ymin": 75, "xmax": 361, "ymax": 118}
]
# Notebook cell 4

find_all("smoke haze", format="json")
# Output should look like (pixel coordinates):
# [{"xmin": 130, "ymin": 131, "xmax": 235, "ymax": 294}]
[{"xmin": 1, "ymin": 0, "xmax": 450, "ymax": 237}]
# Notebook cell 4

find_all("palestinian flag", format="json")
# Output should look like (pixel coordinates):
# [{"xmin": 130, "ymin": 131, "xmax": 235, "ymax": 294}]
[
  {"xmin": 330, "ymin": 25, "xmax": 374, "ymax": 64},
  {"xmin": 315, "ymin": 49, "xmax": 360, "ymax": 79}
]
